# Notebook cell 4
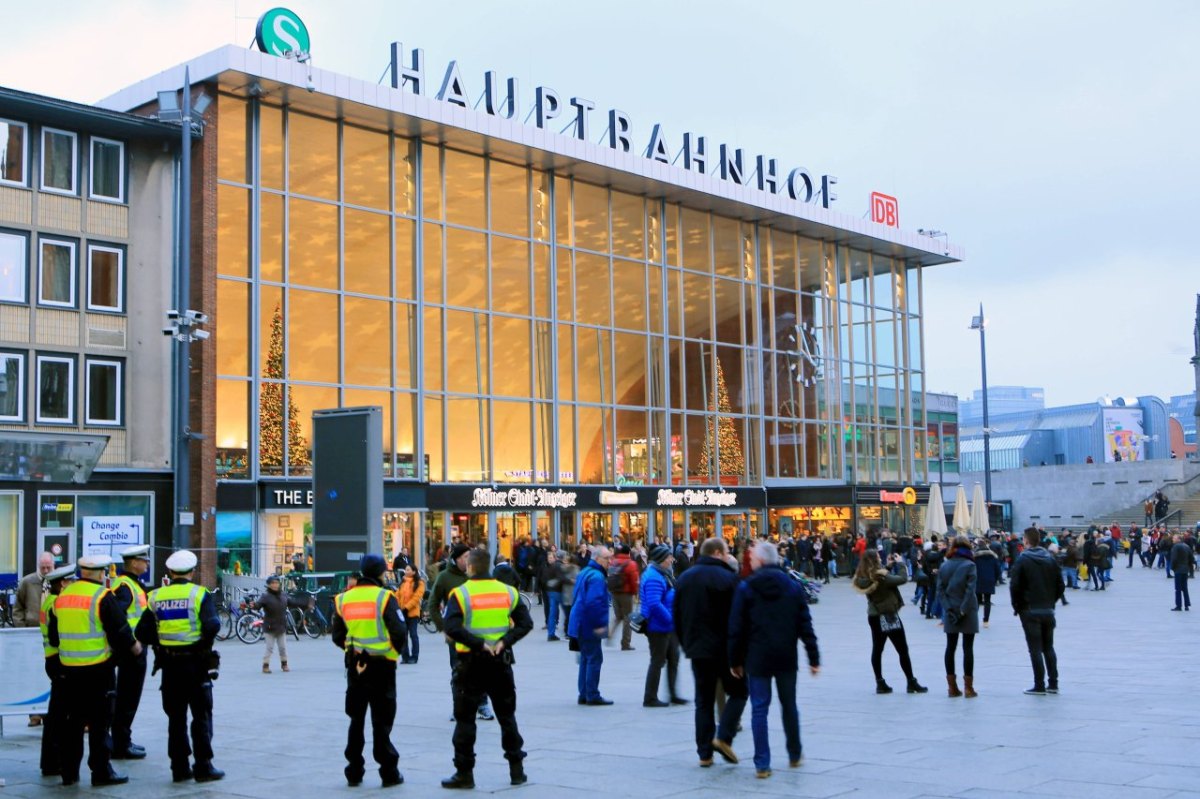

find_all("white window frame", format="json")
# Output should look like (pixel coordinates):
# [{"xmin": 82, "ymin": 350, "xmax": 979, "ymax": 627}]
[
  {"xmin": 84, "ymin": 358, "xmax": 122, "ymax": 426},
  {"xmin": 86, "ymin": 244, "xmax": 124, "ymax": 312},
  {"xmin": 0, "ymin": 351, "xmax": 24, "ymax": 422},
  {"xmin": 38, "ymin": 237, "xmax": 76, "ymax": 308},
  {"xmin": 88, "ymin": 136, "xmax": 125, "ymax": 202},
  {"xmin": 0, "ymin": 118, "xmax": 28, "ymax": 187},
  {"xmin": 40, "ymin": 127, "xmax": 77, "ymax": 195},
  {"xmin": 35, "ymin": 354, "xmax": 74, "ymax": 424},
  {"xmin": 0, "ymin": 229, "xmax": 27, "ymax": 303}
]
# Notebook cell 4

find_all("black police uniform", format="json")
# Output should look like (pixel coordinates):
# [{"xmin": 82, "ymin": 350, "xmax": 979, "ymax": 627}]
[
  {"xmin": 134, "ymin": 578, "xmax": 222, "ymax": 782},
  {"xmin": 109, "ymin": 574, "xmax": 148, "ymax": 757}
]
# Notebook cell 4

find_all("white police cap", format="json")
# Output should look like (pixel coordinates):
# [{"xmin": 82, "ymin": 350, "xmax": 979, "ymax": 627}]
[
  {"xmin": 121, "ymin": 544, "xmax": 151, "ymax": 561},
  {"xmin": 78, "ymin": 554, "xmax": 112, "ymax": 570},
  {"xmin": 45, "ymin": 563, "xmax": 76, "ymax": 582},
  {"xmin": 165, "ymin": 550, "xmax": 198, "ymax": 573}
]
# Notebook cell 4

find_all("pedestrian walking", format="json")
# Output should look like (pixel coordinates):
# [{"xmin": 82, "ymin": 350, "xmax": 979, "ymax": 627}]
[
  {"xmin": 1169, "ymin": 535, "xmax": 1195, "ymax": 611},
  {"xmin": 330, "ymin": 554, "xmax": 408, "ymax": 788},
  {"xmin": 937, "ymin": 536, "xmax": 979, "ymax": 698},
  {"xmin": 607, "ymin": 544, "xmax": 639, "ymax": 650},
  {"xmin": 851, "ymin": 550, "xmax": 927, "ymax": 695},
  {"xmin": 674, "ymin": 537, "xmax": 747, "ymax": 767},
  {"xmin": 974, "ymin": 540, "xmax": 1002, "ymax": 628},
  {"xmin": 728, "ymin": 542, "xmax": 820, "ymax": 779},
  {"xmin": 539, "ymin": 548, "xmax": 564, "ymax": 642},
  {"xmin": 567, "ymin": 545, "xmax": 613, "ymax": 705},
  {"xmin": 38, "ymin": 562, "xmax": 76, "ymax": 778},
  {"xmin": 641, "ymin": 544, "xmax": 685, "ymax": 707},
  {"xmin": 440, "ymin": 548, "xmax": 533, "ymax": 789},
  {"xmin": 431, "ymin": 543, "xmax": 494, "ymax": 721},
  {"xmin": 1009, "ymin": 528, "xmax": 1064, "ymax": 695},
  {"xmin": 559, "ymin": 551, "xmax": 578, "ymax": 640},
  {"xmin": 253, "ymin": 574, "xmax": 310, "ymax": 673},
  {"xmin": 136, "ymin": 550, "xmax": 224, "ymax": 783},
  {"xmin": 395, "ymin": 565, "xmax": 425, "ymax": 663},
  {"xmin": 109, "ymin": 545, "xmax": 151, "ymax": 759}
]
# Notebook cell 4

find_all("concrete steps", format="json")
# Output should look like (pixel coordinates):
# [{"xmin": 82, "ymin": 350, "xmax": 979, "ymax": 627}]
[{"xmin": 1091, "ymin": 493, "xmax": 1200, "ymax": 530}]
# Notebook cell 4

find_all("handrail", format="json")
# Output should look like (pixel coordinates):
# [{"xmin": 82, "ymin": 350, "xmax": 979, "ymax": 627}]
[{"xmin": 1152, "ymin": 509, "xmax": 1185, "ymax": 528}]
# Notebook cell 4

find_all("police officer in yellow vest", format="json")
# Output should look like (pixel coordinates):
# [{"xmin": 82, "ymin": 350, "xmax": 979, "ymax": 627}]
[
  {"xmin": 331, "ymin": 554, "xmax": 408, "ymax": 788},
  {"xmin": 135, "ymin": 549, "xmax": 223, "ymax": 783},
  {"xmin": 441, "ymin": 548, "xmax": 533, "ymax": 790},
  {"xmin": 38, "ymin": 562, "xmax": 76, "ymax": 778},
  {"xmin": 47, "ymin": 554, "xmax": 142, "ymax": 787},
  {"xmin": 109, "ymin": 544, "xmax": 150, "ymax": 759}
]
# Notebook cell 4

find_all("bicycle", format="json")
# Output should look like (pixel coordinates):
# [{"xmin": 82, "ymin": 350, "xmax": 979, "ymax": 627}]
[
  {"xmin": 287, "ymin": 590, "xmax": 328, "ymax": 639},
  {"xmin": 215, "ymin": 588, "xmax": 260, "ymax": 641},
  {"xmin": 0, "ymin": 588, "xmax": 16, "ymax": 627}
]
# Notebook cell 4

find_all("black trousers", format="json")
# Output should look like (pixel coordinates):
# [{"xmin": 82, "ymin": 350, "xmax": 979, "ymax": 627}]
[
  {"xmin": 58, "ymin": 663, "xmax": 115, "ymax": 782},
  {"xmin": 344, "ymin": 658, "xmax": 400, "ymax": 782},
  {"xmin": 868, "ymin": 615, "xmax": 915, "ymax": 682},
  {"xmin": 644, "ymin": 632, "xmax": 680, "ymax": 702},
  {"xmin": 40, "ymin": 670, "xmax": 65, "ymax": 775},
  {"xmin": 109, "ymin": 650, "xmax": 146, "ymax": 752},
  {"xmin": 976, "ymin": 592, "xmax": 993, "ymax": 623},
  {"xmin": 447, "ymin": 643, "xmax": 488, "ymax": 710},
  {"xmin": 451, "ymin": 652, "xmax": 525, "ymax": 772},
  {"xmin": 690, "ymin": 657, "xmax": 747, "ymax": 759},
  {"xmin": 1174, "ymin": 573, "xmax": 1192, "ymax": 610},
  {"xmin": 1019, "ymin": 613, "xmax": 1058, "ymax": 689},
  {"xmin": 159, "ymin": 655, "xmax": 215, "ymax": 774}
]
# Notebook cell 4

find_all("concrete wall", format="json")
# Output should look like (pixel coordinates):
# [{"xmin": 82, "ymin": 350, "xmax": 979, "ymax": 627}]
[{"xmin": 962, "ymin": 459, "xmax": 1200, "ymax": 530}]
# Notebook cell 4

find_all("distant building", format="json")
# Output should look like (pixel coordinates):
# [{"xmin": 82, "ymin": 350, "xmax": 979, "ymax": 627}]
[
  {"xmin": 960, "ymin": 385, "xmax": 1045, "ymax": 427},
  {"xmin": 1168, "ymin": 393, "xmax": 1197, "ymax": 447}
]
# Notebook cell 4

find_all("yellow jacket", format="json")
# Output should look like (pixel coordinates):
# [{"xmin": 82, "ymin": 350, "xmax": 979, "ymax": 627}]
[{"xmin": 395, "ymin": 579, "xmax": 425, "ymax": 619}]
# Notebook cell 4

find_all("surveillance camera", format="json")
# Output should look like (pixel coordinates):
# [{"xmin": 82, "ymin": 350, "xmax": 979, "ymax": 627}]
[
  {"xmin": 166, "ymin": 309, "xmax": 180, "ymax": 320},
  {"xmin": 193, "ymin": 329, "xmax": 211, "ymax": 341},
  {"xmin": 162, "ymin": 326, "xmax": 176, "ymax": 337},
  {"xmin": 306, "ymin": 78, "xmax": 316, "ymax": 93},
  {"xmin": 185, "ymin": 310, "xmax": 209, "ymax": 324}
]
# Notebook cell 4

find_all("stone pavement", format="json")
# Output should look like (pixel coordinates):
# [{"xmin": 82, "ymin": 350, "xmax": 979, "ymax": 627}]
[{"xmin": 2, "ymin": 561, "xmax": 1199, "ymax": 798}]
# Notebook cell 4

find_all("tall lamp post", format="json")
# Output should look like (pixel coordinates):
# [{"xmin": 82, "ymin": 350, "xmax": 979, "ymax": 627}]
[{"xmin": 969, "ymin": 305, "xmax": 991, "ymax": 504}]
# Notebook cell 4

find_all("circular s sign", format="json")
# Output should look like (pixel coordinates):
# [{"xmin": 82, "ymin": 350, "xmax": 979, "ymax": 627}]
[{"xmin": 255, "ymin": 8, "xmax": 311, "ymax": 57}]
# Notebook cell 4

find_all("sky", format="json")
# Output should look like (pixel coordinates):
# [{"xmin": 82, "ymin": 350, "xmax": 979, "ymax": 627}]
[{"xmin": 3, "ymin": 0, "xmax": 1197, "ymax": 407}]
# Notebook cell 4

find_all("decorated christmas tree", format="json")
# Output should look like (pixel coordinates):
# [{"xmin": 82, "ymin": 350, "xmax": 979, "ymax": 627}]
[
  {"xmin": 259, "ymin": 303, "xmax": 309, "ymax": 470},
  {"xmin": 698, "ymin": 357, "xmax": 745, "ymax": 480}
]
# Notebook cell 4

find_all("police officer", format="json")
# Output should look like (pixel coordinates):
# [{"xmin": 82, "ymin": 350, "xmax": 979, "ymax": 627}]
[
  {"xmin": 135, "ymin": 550, "xmax": 223, "ymax": 783},
  {"xmin": 109, "ymin": 544, "xmax": 150, "ymax": 759},
  {"xmin": 331, "ymin": 554, "xmax": 407, "ymax": 788},
  {"xmin": 441, "ymin": 547, "xmax": 533, "ymax": 790},
  {"xmin": 38, "ymin": 562, "xmax": 76, "ymax": 778},
  {"xmin": 49, "ymin": 554, "xmax": 141, "ymax": 787}
]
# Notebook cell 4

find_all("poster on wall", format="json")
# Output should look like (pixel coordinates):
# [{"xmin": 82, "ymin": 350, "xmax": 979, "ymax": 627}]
[
  {"xmin": 215, "ymin": 512, "xmax": 253, "ymax": 575},
  {"xmin": 0, "ymin": 629, "xmax": 50, "ymax": 717},
  {"xmin": 1103, "ymin": 408, "xmax": 1145, "ymax": 462},
  {"xmin": 81, "ymin": 516, "xmax": 143, "ymax": 557}
]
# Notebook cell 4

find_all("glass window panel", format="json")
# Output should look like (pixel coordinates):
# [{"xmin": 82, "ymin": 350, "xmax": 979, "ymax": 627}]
[
  {"xmin": 665, "ymin": 204, "xmax": 680, "ymax": 266},
  {"xmin": 424, "ymin": 223, "xmax": 443, "ymax": 303},
  {"xmin": 713, "ymin": 277, "xmax": 743, "ymax": 345},
  {"xmin": 554, "ymin": 177, "xmax": 572, "ymax": 246},
  {"xmin": 260, "ymin": 104, "xmax": 284, "ymax": 190},
  {"xmin": 36, "ymin": 356, "xmax": 73, "ymax": 422},
  {"xmin": 648, "ymin": 203, "xmax": 663, "ymax": 263},
  {"xmin": 1, "ymin": 120, "xmax": 26, "ymax": 184},
  {"xmin": 875, "ymin": 313, "xmax": 898, "ymax": 368},
  {"xmin": 287, "ymin": 290, "xmax": 338, "ymax": 382},
  {"xmin": 395, "ymin": 303, "xmax": 416, "ymax": 389},
  {"xmin": 394, "ymin": 137, "xmax": 416, "ymax": 216},
  {"xmin": 395, "ymin": 392, "xmax": 417, "ymax": 477},
  {"xmin": 611, "ymin": 191, "xmax": 644, "ymax": 260},
  {"xmin": 556, "ymin": 324, "xmax": 574, "ymax": 402},
  {"xmin": 41, "ymin": 129, "xmax": 75, "ymax": 193},
  {"xmin": 494, "ymin": 400, "xmax": 532, "ymax": 481},
  {"xmin": 908, "ymin": 316, "xmax": 922, "ymax": 371},
  {"xmin": 576, "ymin": 405, "xmax": 608, "ymax": 484},
  {"xmin": 556, "ymin": 404, "xmax": 575, "ymax": 482},
  {"xmin": 342, "ymin": 125, "xmax": 389, "ymax": 210},
  {"xmin": 394, "ymin": 218, "xmax": 415, "ymax": 299},
  {"xmin": 288, "ymin": 112, "xmax": 338, "ymax": 199},
  {"xmin": 490, "ymin": 236, "xmax": 528, "ymax": 315},
  {"xmin": 684, "ymin": 340, "xmax": 711, "ymax": 413},
  {"xmin": 344, "ymin": 296, "xmax": 390, "ymax": 386},
  {"xmin": 682, "ymin": 272, "xmax": 711, "ymax": 339},
  {"xmin": 423, "ymin": 308, "xmax": 442, "ymax": 391},
  {"xmin": 447, "ymin": 397, "xmax": 489, "ymax": 481},
  {"xmin": 798, "ymin": 237, "xmax": 823, "ymax": 292},
  {"xmin": 445, "ymin": 310, "xmax": 488, "ymax": 394},
  {"xmin": 421, "ymin": 144, "xmax": 442, "ymax": 220},
  {"xmin": 85, "ymin": 360, "xmax": 120, "ymax": 424},
  {"xmin": 444, "ymin": 149, "xmax": 485, "ymax": 229},
  {"xmin": 90, "ymin": 138, "xmax": 123, "ymax": 200},
  {"xmin": 0, "ymin": 353, "xmax": 23, "ymax": 420},
  {"xmin": 260, "ymin": 192, "xmax": 283, "ymax": 282},
  {"xmin": 681, "ymin": 208, "xmax": 710, "ymax": 272},
  {"xmin": 534, "ymin": 401, "xmax": 553, "ymax": 483},
  {"xmin": 667, "ymin": 339, "xmax": 685, "ymax": 411},
  {"xmin": 576, "ymin": 328, "xmax": 611, "ymax": 405},
  {"xmin": 666, "ymin": 268, "xmax": 681, "ymax": 337},
  {"xmin": 217, "ymin": 185, "xmax": 249, "ymax": 278},
  {"xmin": 573, "ymin": 181, "xmax": 609, "ymax": 253},
  {"xmin": 907, "ymin": 265, "xmax": 921, "ymax": 316},
  {"xmin": 217, "ymin": 94, "xmax": 248, "ymax": 184},
  {"xmin": 87, "ymin": 246, "xmax": 121, "ymax": 311},
  {"xmin": 491, "ymin": 316, "xmax": 530, "ymax": 397},
  {"xmin": 555, "ymin": 247, "xmax": 573, "ymax": 322},
  {"xmin": 444, "ymin": 227, "xmax": 487, "ymax": 309},
  {"xmin": 215, "ymin": 379, "xmax": 249, "ymax": 477},
  {"xmin": 712, "ymin": 216, "xmax": 740, "ymax": 278},
  {"xmin": 257, "ymin": 374, "xmax": 284, "ymax": 475},
  {"xmin": 847, "ymin": 248, "xmax": 869, "ymax": 304},
  {"xmin": 612, "ymin": 260, "xmax": 646, "ymax": 331},
  {"xmin": 287, "ymin": 384, "xmax": 338, "ymax": 475},
  {"xmin": 647, "ymin": 264, "xmax": 663, "ymax": 335},
  {"xmin": 613, "ymin": 332, "xmax": 646, "ymax": 407},
  {"xmin": 533, "ymin": 171, "xmax": 550, "ymax": 243},
  {"xmin": 39, "ymin": 239, "xmax": 74, "ymax": 306},
  {"xmin": 287, "ymin": 199, "xmax": 337, "ymax": 289},
  {"xmin": 574, "ymin": 253, "xmax": 610, "ymax": 327},
  {"xmin": 770, "ymin": 228, "xmax": 795, "ymax": 289},
  {"xmin": 716, "ymin": 345, "xmax": 745, "ymax": 415},
  {"xmin": 259, "ymin": 285, "xmax": 283, "ymax": 378},
  {"xmin": 0, "ymin": 231, "xmax": 26, "ymax": 302},
  {"xmin": 424, "ymin": 396, "xmax": 444, "ymax": 481},
  {"xmin": 343, "ymin": 388, "xmax": 393, "ymax": 474},
  {"xmin": 533, "ymin": 244, "xmax": 550, "ymax": 318},
  {"xmin": 534, "ymin": 320, "xmax": 553, "ymax": 401},
  {"xmin": 490, "ymin": 160, "xmax": 528, "ymax": 238},
  {"xmin": 344, "ymin": 209, "xmax": 390, "ymax": 296},
  {"xmin": 615, "ymin": 408, "xmax": 647, "ymax": 483},
  {"xmin": 216, "ymin": 279, "xmax": 249, "ymax": 376}
]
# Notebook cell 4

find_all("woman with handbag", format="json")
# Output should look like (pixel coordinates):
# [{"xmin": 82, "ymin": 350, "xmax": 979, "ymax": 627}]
[
  {"xmin": 853, "ymin": 550, "xmax": 928, "ymax": 695},
  {"xmin": 937, "ymin": 536, "xmax": 980, "ymax": 698}
]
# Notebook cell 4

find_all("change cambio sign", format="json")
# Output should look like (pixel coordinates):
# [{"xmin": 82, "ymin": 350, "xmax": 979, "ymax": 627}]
[{"xmin": 81, "ymin": 516, "xmax": 143, "ymax": 557}]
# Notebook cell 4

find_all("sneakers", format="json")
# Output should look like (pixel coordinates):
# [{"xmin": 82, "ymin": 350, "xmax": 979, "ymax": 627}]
[
  {"xmin": 1023, "ymin": 686, "xmax": 1047, "ymax": 696},
  {"xmin": 281, "ymin": 662, "xmax": 290, "ymax": 672},
  {"xmin": 1047, "ymin": 685, "xmax": 1059, "ymax": 694},
  {"xmin": 698, "ymin": 758, "xmax": 713, "ymax": 768},
  {"xmin": 711, "ymin": 738, "xmax": 738, "ymax": 764}
]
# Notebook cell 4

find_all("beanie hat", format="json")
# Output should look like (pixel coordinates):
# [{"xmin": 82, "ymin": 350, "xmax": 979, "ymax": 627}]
[
  {"xmin": 449, "ymin": 542, "xmax": 472, "ymax": 562},
  {"xmin": 359, "ymin": 554, "xmax": 387, "ymax": 579},
  {"xmin": 649, "ymin": 544, "xmax": 671, "ymax": 564}
]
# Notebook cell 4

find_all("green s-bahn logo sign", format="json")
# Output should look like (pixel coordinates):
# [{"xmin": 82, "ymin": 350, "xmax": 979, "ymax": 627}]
[{"xmin": 255, "ymin": 7, "xmax": 311, "ymax": 57}]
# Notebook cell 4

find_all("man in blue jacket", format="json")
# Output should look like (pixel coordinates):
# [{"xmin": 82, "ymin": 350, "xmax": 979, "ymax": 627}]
[
  {"xmin": 641, "ymin": 545, "xmax": 685, "ymax": 707},
  {"xmin": 567, "ymin": 546, "xmax": 613, "ymax": 705},
  {"xmin": 729, "ymin": 542, "xmax": 820, "ymax": 779}
]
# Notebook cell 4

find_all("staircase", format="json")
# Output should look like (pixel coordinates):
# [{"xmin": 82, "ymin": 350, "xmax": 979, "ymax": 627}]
[{"xmin": 1088, "ymin": 476, "xmax": 1200, "ymax": 531}]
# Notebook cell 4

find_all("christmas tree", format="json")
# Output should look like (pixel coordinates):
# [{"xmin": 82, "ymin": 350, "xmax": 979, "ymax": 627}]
[
  {"xmin": 698, "ymin": 356, "xmax": 745, "ymax": 480},
  {"xmin": 259, "ymin": 303, "xmax": 310, "ymax": 470}
]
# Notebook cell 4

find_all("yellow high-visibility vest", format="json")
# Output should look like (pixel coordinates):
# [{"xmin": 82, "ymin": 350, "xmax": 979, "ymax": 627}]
[
  {"xmin": 114, "ymin": 574, "xmax": 148, "ymax": 628},
  {"xmin": 448, "ymin": 579, "xmax": 517, "ymax": 654},
  {"xmin": 335, "ymin": 585, "xmax": 399, "ymax": 661},
  {"xmin": 147, "ymin": 582, "xmax": 206, "ymax": 647},
  {"xmin": 55, "ymin": 581, "xmax": 111, "ymax": 667},
  {"xmin": 40, "ymin": 592, "xmax": 57, "ymax": 658}
]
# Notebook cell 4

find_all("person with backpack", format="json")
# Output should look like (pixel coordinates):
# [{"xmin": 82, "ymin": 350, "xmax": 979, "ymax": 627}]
[
  {"xmin": 641, "ymin": 545, "xmax": 685, "ymax": 707},
  {"xmin": 607, "ymin": 545, "xmax": 639, "ymax": 651}
]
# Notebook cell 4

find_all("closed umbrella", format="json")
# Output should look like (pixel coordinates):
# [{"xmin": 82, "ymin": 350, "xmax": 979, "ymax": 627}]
[
  {"xmin": 952, "ymin": 484, "xmax": 971, "ymax": 534},
  {"xmin": 970, "ymin": 482, "xmax": 989, "ymax": 536},
  {"xmin": 925, "ymin": 483, "xmax": 948, "ymax": 538}
]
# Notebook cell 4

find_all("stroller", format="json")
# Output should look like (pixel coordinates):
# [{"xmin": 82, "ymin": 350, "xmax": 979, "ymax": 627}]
[{"xmin": 788, "ymin": 570, "xmax": 822, "ymax": 605}]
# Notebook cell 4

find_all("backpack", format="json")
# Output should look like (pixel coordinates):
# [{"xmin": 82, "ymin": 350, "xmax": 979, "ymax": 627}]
[{"xmin": 607, "ymin": 560, "xmax": 628, "ymax": 593}]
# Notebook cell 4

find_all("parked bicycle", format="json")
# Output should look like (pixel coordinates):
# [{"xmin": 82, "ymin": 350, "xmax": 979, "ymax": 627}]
[
  {"xmin": 0, "ymin": 587, "xmax": 17, "ymax": 628},
  {"xmin": 286, "ymin": 590, "xmax": 327, "ymax": 639},
  {"xmin": 215, "ymin": 587, "xmax": 261, "ymax": 641}
]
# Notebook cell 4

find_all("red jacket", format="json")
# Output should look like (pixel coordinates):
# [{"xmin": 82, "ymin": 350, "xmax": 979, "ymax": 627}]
[
  {"xmin": 611, "ymin": 554, "xmax": 639, "ymax": 594},
  {"xmin": 853, "ymin": 538, "xmax": 867, "ymax": 556}
]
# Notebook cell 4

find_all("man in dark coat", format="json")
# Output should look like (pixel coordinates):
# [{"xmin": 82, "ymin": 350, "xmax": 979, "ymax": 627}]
[
  {"xmin": 1009, "ymin": 527, "xmax": 1065, "ymax": 695},
  {"xmin": 674, "ymin": 537, "xmax": 747, "ymax": 767},
  {"xmin": 1169, "ymin": 535, "xmax": 1195, "ymax": 611}
]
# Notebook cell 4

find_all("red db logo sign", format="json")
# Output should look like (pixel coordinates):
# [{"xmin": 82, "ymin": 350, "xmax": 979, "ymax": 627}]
[{"xmin": 870, "ymin": 192, "xmax": 899, "ymax": 228}]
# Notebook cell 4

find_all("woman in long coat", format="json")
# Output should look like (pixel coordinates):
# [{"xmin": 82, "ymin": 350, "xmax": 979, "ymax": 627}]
[
  {"xmin": 973, "ymin": 541, "xmax": 1002, "ymax": 628},
  {"xmin": 937, "ymin": 535, "xmax": 980, "ymax": 698}
]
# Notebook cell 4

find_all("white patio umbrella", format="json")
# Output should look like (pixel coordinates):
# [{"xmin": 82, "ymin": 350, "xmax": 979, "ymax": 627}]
[
  {"xmin": 925, "ymin": 483, "xmax": 948, "ymax": 538},
  {"xmin": 952, "ymin": 484, "xmax": 971, "ymax": 534},
  {"xmin": 970, "ymin": 482, "xmax": 989, "ymax": 536}
]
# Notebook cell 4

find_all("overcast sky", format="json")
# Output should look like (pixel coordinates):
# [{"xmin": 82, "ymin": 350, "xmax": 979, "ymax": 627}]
[{"xmin": 4, "ymin": 1, "xmax": 1197, "ymax": 407}]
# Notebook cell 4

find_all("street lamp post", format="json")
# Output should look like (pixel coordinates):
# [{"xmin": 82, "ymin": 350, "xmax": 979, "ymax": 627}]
[{"xmin": 969, "ymin": 305, "xmax": 991, "ymax": 504}]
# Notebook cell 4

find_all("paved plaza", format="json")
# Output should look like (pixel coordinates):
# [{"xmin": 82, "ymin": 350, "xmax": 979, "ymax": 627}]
[{"xmin": 2, "ymin": 563, "xmax": 1198, "ymax": 798}]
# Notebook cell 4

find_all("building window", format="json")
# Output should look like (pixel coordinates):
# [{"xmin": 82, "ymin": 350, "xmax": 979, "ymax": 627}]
[
  {"xmin": 0, "ymin": 230, "xmax": 27, "ymax": 302},
  {"xmin": 38, "ymin": 238, "xmax": 75, "ymax": 307},
  {"xmin": 36, "ymin": 354, "xmax": 74, "ymax": 423},
  {"xmin": 85, "ymin": 358, "xmax": 121, "ymax": 426},
  {"xmin": 0, "ymin": 118, "xmax": 27, "ymax": 186},
  {"xmin": 87, "ymin": 244, "xmax": 123, "ymax": 312},
  {"xmin": 89, "ymin": 137, "xmax": 124, "ymax": 201},
  {"xmin": 40, "ymin": 128, "xmax": 77, "ymax": 194},
  {"xmin": 0, "ymin": 351, "xmax": 24, "ymax": 422}
]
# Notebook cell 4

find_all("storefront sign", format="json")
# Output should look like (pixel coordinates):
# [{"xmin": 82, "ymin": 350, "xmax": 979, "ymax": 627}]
[
  {"xmin": 389, "ymin": 44, "xmax": 838, "ymax": 208},
  {"xmin": 879, "ymin": 487, "xmax": 918, "ymax": 505},
  {"xmin": 790, "ymin": 506, "xmax": 851, "ymax": 522},
  {"xmin": 273, "ymin": 489, "xmax": 314, "ymax": 507},
  {"xmin": 255, "ymin": 8, "xmax": 311, "ymax": 58},
  {"xmin": 655, "ymin": 489, "xmax": 737, "ymax": 508},
  {"xmin": 81, "ymin": 516, "xmax": 143, "ymax": 556},
  {"xmin": 599, "ymin": 490, "xmax": 638, "ymax": 506},
  {"xmin": 470, "ymin": 487, "xmax": 578, "ymax": 509}
]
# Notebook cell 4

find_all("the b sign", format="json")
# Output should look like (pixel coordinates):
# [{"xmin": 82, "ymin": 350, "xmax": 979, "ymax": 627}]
[{"xmin": 870, "ymin": 192, "xmax": 899, "ymax": 228}]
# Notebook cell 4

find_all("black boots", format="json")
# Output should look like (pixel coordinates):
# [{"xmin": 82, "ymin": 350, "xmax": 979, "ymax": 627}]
[
  {"xmin": 906, "ymin": 677, "xmax": 928, "ymax": 694},
  {"xmin": 510, "ymin": 762, "xmax": 527, "ymax": 786},
  {"xmin": 441, "ymin": 771, "xmax": 475, "ymax": 790},
  {"xmin": 875, "ymin": 679, "xmax": 893, "ymax": 694}
]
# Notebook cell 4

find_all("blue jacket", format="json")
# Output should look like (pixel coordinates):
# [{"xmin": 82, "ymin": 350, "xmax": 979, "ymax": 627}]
[
  {"xmin": 728, "ymin": 565, "xmax": 819, "ymax": 677},
  {"xmin": 567, "ymin": 559, "xmax": 610, "ymax": 641},
  {"xmin": 639, "ymin": 564, "xmax": 674, "ymax": 634}
]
